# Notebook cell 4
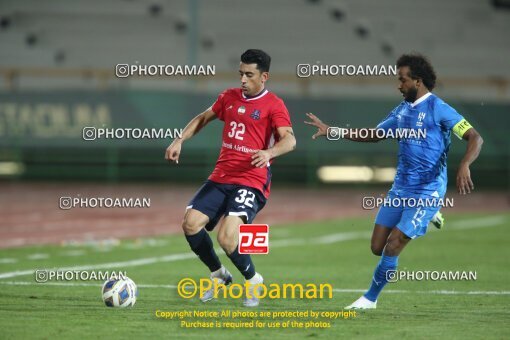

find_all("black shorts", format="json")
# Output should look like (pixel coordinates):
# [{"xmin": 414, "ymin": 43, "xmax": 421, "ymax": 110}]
[{"xmin": 186, "ymin": 180, "xmax": 267, "ymax": 231}]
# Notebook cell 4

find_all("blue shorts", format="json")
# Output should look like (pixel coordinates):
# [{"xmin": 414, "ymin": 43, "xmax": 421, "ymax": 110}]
[
  {"xmin": 186, "ymin": 180, "xmax": 267, "ymax": 231},
  {"xmin": 375, "ymin": 189, "xmax": 442, "ymax": 239}
]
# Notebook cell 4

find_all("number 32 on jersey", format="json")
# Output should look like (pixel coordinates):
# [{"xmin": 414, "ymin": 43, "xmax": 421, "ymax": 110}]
[{"xmin": 228, "ymin": 122, "xmax": 245, "ymax": 140}]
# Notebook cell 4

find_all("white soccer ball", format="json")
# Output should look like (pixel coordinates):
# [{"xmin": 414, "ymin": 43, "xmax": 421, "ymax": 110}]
[{"xmin": 102, "ymin": 277, "xmax": 138, "ymax": 307}]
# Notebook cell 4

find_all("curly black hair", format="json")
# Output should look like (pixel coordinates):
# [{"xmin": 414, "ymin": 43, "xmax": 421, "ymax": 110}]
[
  {"xmin": 241, "ymin": 49, "xmax": 271, "ymax": 73},
  {"xmin": 396, "ymin": 54, "xmax": 436, "ymax": 91}
]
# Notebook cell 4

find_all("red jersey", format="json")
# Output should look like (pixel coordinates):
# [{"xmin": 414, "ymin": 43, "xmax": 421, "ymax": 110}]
[{"xmin": 209, "ymin": 88, "xmax": 292, "ymax": 198}]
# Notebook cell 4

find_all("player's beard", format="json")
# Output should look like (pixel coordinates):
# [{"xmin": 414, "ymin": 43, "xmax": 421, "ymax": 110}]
[{"xmin": 404, "ymin": 87, "xmax": 418, "ymax": 103}]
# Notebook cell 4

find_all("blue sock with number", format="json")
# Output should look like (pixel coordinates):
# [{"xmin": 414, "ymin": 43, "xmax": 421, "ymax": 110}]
[{"xmin": 364, "ymin": 255, "xmax": 399, "ymax": 302}]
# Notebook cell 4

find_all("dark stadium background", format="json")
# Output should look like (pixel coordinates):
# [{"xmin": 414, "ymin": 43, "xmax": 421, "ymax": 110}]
[
  {"xmin": 0, "ymin": 1, "xmax": 509, "ymax": 339},
  {"xmin": 0, "ymin": 0, "xmax": 508, "ymax": 245}
]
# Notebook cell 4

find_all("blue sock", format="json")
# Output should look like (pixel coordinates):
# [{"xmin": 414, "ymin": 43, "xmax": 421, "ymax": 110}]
[{"xmin": 364, "ymin": 254, "xmax": 399, "ymax": 302}]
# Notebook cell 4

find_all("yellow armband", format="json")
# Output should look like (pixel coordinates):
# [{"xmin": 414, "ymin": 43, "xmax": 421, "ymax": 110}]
[{"xmin": 452, "ymin": 119, "xmax": 472, "ymax": 140}]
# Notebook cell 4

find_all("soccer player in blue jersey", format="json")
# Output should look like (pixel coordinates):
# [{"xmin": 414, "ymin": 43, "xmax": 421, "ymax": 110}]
[{"xmin": 304, "ymin": 54, "xmax": 483, "ymax": 309}]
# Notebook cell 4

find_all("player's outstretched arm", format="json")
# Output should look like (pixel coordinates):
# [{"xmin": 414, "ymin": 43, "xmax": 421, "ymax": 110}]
[
  {"xmin": 165, "ymin": 107, "xmax": 217, "ymax": 164},
  {"xmin": 304, "ymin": 113, "xmax": 329, "ymax": 139},
  {"xmin": 456, "ymin": 128, "xmax": 483, "ymax": 195},
  {"xmin": 304, "ymin": 112, "xmax": 383, "ymax": 143},
  {"xmin": 251, "ymin": 127, "xmax": 296, "ymax": 168}
]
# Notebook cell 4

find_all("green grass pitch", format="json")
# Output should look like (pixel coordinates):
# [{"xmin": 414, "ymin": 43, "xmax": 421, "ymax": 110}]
[{"xmin": 0, "ymin": 213, "xmax": 509, "ymax": 339}]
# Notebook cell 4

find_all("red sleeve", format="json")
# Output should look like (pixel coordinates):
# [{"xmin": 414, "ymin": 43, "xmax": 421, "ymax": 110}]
[
  {"xmin": 211, "ymin": 90, "xmax": 227, "ymax": 121},
  {"xmin": 271, "ymin": 99, "xmax": 292, "ymax": 129}
]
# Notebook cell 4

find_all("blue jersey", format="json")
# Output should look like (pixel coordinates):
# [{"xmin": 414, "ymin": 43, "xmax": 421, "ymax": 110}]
[{"xmin": 377, "ymin": 93, "xmax": 464, "ymax": 196}]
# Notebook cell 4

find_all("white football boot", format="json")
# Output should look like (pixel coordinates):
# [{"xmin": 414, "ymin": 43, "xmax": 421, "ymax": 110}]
[
  {"xmin": 345, "ymin": 295, "xmax": 377, "ymax": 310},
  {"xmin": 200, "ymin": 266, "xmax": 233, "ymax": 302},
  {"xmin": 243, "ymin": 272, "xmax": 264, "ymax": 307}
]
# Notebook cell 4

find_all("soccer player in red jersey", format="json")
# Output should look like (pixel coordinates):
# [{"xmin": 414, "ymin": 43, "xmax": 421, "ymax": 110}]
[{"xmin": 165, "ymin": 49, "xmax": 296, "ymax": 307}]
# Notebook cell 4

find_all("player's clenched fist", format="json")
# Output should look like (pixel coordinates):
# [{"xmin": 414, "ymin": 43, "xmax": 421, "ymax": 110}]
[{"xmin": 165, "ymin": 140, "xmax": 182, "ymax": 164}]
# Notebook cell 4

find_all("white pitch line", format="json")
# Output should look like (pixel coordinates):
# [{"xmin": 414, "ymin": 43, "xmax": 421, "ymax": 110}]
[
  {"xmin": 0, "ymin": 280, "xmax": 508, "ymax": 296},
  {"xmin": 61, "ymin": 250, "xmax": 86, "ymax": 257},
  {"xmin": 0, "ymin": 258, "xmax": 18, "ymax": 264},
  {"xmin": 0, "ymin": 232, "xmax": 371, "ymax": 280},
  {"xmin": 312, "ymin": 231, "xmax": 372, "ymax": 245},
  {"xmin": 27, "ymin": 253, "xmax": 49, "ymax": 260},
  {"xmin": 0, "ymin": 215, "xmax": 506, "ymax": 281},
  {"xmin": 448, "ymin": 215, "xmax": 507, "ymax": 230},
  {"xmin": 0, "ymin": 253, "xmax": 197, "ymax": 280}
]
